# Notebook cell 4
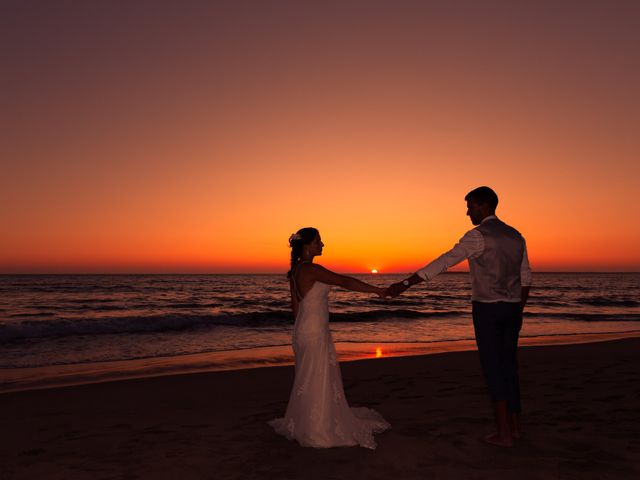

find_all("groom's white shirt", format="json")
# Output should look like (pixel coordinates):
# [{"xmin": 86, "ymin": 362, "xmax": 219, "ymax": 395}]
[{"xmin": 416, "ymin": 215, "xmax": 532, "ymax": 299}]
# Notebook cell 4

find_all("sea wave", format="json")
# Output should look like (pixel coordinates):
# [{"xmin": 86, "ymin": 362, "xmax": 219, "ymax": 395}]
[
  {"xmin": 0, "ymin": 309, "xmax": 468, "ymax": 342},
  {"xmin": 2, "ymin": 308, "xmax": 639, "ymax": 343},
  {"xmin": 576, "ymin": 297, "xmax": 640, "ymax": 307},
  {"xmin": 526, "ymin": 312, "xmax": 640, "ymax": 322}
]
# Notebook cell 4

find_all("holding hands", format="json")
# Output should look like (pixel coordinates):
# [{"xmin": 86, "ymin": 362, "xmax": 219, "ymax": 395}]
[
  {"xmin": 385, "ymin": 281, "xmax": 410, "ymax": 298},
  {"xmin": 371, "ymin": 285, "xmax": 402, "ymax": 299},
  {"xmin": 377, "ymin": 274, "xmax": 423, "ymax": 299},
  {"xmin": 374, "ymin": 287, "xmax": 388, "ymax": 299},
  {"xmin": 370, "ymin": 281, "xmax": 407, "ymax": 299}
]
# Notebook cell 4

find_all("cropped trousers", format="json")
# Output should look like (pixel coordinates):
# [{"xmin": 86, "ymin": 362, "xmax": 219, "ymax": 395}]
[{"xmin": 472, "ymin": 301, "xmax": 523, "ymax": 413}]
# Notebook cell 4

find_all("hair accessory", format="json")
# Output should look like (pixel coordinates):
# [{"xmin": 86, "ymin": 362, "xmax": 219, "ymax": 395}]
[{"xmin": 288, "ymin": 233, "xmax": 302, "ymax": 244}]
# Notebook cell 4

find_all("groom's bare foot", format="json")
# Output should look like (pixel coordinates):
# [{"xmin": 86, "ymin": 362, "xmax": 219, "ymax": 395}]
[
  {"xmin": 482, "ymin": 432, "xmax": 514, "ymax": 448},
  {"xmin": 510, "ymin": 413, "xmax": 522, "ymax": 439}
]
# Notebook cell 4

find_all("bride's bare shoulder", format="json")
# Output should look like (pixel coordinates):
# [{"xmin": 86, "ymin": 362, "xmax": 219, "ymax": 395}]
[
  {"xmin": 308, "ymin": 264, "xmax": 347, "ymax": 285},
  {"xmin": 297, "ymin": 262, "xmax": 329, "ymax": 281},
  {"xmin": 307, "ymin": 263, "xmax": 332, "ymax": 275}
]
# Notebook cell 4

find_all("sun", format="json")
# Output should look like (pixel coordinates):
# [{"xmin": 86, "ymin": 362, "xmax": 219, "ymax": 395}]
[{"xmin": 371, "ymin": 269, "xmax": 378, "ymax": 274}]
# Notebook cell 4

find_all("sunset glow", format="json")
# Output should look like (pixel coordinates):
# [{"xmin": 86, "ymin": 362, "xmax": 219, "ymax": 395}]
[
  {"xmin": 2, "ymin": 1, "xmax": 639, "ymax": 273},
  {"xmin": 375, "ymin": 348, "xmax": 383, "ymax": 359}
]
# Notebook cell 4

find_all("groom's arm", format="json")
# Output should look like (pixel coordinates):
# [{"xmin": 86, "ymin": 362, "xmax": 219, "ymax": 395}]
[
  {"xmin": 520, "ymin": 239, "xmax": 532, "ymax": 312},
  {"xmin": 520, "ymin": 286, "xmax": 530, "ymax": 312},
  {"xmin": 388, "ymin": 230, "xmax": 483, "ymax": 297},
  {"xmin": 386, "ymin": 273, "xmax": 423, "ymax": 297}
]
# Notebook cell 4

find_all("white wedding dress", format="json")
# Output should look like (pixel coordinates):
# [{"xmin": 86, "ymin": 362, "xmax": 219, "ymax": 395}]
[{"xmin": 269, "ymin": 280, "xmax": 390, "ymax": 449}]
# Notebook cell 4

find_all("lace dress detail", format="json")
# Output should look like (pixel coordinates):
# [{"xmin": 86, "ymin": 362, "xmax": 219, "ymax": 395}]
[{"xmin": 269, "ymin": 281, "xmax": 390, "ymax": 449}]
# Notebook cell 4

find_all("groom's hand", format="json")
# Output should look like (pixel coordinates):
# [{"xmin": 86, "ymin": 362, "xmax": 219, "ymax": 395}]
[{"xmin": 387, "ymin": 282, "xmax": 408, "ymax": 298}]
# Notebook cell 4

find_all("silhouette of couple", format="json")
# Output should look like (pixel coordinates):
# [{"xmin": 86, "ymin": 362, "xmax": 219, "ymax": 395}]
[{"xmin": 269, "ymin": 186, "xmax": 532, "ymax": 449}]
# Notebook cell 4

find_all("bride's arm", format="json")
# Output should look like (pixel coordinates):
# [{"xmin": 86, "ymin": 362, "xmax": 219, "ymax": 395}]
[
  {"xmin": 309, "ymin": 264, "xmax": 384, "ymax": 296},
  {"xmin": 289, "ymin": 278, "xmax": 299, "ymax": 318}
]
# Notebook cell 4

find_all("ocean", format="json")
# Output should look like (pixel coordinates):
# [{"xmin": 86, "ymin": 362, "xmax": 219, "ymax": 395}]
[{"xmin": 1, "ymin": 273, "xmax": 639, "ymax": 389}]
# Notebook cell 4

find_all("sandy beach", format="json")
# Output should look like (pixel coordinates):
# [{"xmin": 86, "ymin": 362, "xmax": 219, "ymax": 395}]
[{"xmin": 2, "ymin": 338, "xmax": 639, "ymax": 479}]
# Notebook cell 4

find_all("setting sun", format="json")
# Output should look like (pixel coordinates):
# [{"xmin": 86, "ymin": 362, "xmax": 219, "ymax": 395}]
[
  {"xmin": 371, "ymin": 269, "xmax": 378, "ymax": 274},
  {"xmin": 375, "ymin": 347, "xmax": 383, "ymax": 358}
]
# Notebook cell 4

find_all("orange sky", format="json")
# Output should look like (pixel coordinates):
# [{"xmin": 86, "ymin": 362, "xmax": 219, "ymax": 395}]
[{"xmin": 2, "ymin": 1, "xmax": 639, "ymax": 273}]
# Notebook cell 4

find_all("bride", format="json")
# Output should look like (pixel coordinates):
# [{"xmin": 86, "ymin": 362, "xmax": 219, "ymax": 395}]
[{"xmin": 269, "ymin": 227, "xmax": 390, "ymax": 449}]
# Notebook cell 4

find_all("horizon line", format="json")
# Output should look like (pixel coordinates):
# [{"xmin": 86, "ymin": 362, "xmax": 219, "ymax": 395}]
[{"xmin": 1, "ymin": 271, "xmax": 639, "ymax": 275}]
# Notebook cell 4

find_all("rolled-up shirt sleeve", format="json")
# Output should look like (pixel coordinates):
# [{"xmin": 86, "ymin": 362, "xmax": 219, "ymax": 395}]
[
  {"xmin": 416, "ymin": 229, "xmax": 484, "ymax": 282},
  {"xmin": 520, "ymin": 239, "xmax": 532, "ymax": 287}
]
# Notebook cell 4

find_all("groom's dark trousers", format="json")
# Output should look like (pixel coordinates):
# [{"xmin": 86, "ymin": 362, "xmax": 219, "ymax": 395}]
[{"xmin": 472, "ymin": 301, "xmax": 523, "ymax": 413}]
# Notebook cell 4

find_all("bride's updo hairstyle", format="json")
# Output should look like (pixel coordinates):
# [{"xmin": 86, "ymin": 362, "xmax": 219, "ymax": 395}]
[{"xmin": 287, "ymin": 227, "xmax": 319, "ymax": 278}]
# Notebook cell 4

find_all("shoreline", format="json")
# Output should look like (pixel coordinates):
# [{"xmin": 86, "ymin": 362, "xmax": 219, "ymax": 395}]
[{"xmin": 3, "ymin": 330, "xmax": 640, "ymax": 394}]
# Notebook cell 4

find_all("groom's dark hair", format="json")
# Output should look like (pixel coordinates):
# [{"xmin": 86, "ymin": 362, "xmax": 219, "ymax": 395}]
[{"xmin": 465, "ymin": 186, "xmax": 499, "ymax": 210}]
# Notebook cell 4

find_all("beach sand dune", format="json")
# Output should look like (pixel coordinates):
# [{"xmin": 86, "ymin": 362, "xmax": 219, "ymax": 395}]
[{"xmin": 2, "ymin": 338, "xmax": 639, "ymax": 479}]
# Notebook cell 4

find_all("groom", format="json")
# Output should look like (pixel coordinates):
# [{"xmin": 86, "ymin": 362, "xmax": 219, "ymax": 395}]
[{"xmin": 387, "ymin": 186, "xmax": 531, "ymax": 447}]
